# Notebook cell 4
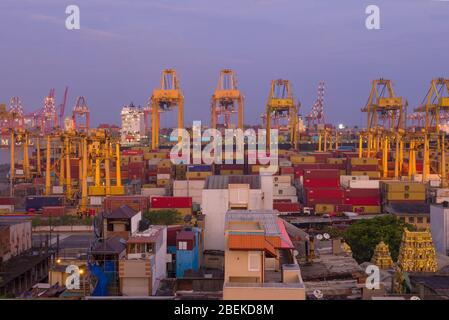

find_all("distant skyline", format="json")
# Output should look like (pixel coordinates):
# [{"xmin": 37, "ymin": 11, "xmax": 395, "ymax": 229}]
[{"xmin": 0, "ymin": 0, "xmax": 448, "ymax": 128}]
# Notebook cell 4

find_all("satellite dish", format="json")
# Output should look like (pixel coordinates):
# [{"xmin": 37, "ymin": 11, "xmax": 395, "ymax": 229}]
[
  {"xmin": 410, "ymin": 296, "xmax": 421, "ymax": 300},
  {"xmin": 313, "ymin": 289, "xmax": 324, "ymax": 299},
  {"xmin": 323, "ymin": 233, "xmax": 330, "ymax": 240},
  {"xmin": 316, "ymin": 234, "xmax": 323, "ymax": 241}
]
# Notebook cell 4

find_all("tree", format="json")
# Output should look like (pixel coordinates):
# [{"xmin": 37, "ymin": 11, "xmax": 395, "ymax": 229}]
[
  {"xmin": 343, "ymin": 215, "xmax": 415, "ymax": 264},
  {"xmin": 143, "ymin": 209, "xmax": 182, "ymax": 225}
]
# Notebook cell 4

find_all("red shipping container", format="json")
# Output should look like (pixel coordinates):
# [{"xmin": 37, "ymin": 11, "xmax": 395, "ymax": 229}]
[
  {"xmin": 0, "ymin": 197, "xmax": 15, "ymax": 205},
  {"xmin": 303, "ymin": 178, "xmax": 340, "ymax": 188},
  {"xmin": 293, "ymin": 164, "xmax": 321, "ymax": 177},
  {"xmin": 306, "ymin": 198, "xmax": 343, "ymax": 206},
  {"xmin": 151, "ymin": 196, "xmax": 192, "ymax": 209},
  {"xmin": 280, "ymin": 167, "xmax": 294, "ymax": 175},
  {"xmin": 273, "ymin": 202, "xmax": 301, "ymax": 212},
  {"xmin": 303, "ymin": 169, "xmax": 340, "ymax": 179},
  {"xmin": 129, "ymin": 162, "xmax": 145, "ymax": 169},
  {"xmin": 343, "ymin": 197, "xmax": 380, "ymax": 206},
  {"xmin": 308, "ymin": 152, "xmax": 332, "ymax": 163},
  {"xmin": 344, "ymin": 189, "xmax": 380, "ymax": 198},
  {"xmin": 123, "ymin": 150, "xmax": 144, "ymax": 156},
  {"xmin": 42, "ymin": 206, "xmax": 65, "ymax": 217},
  {"xmin": 157, "ymin": 167, "xmax": 172, "ymax": 174},
  {"xmin": 306, "ymin": 188, "xmax": 344, "ymax": 199}
]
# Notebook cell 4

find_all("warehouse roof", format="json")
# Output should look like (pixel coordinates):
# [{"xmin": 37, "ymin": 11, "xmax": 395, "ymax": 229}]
[
  {"xmin": 103, "ymin": 205, "xmax": 138, "ymax": 219},
  {"xmin": 226, "ymin": 210, "xmax": 280, "ymax": 236},
  {"xmin": 91, "ymin": 236, "xmax": 126, "ymax": 254},
  {"xmin": 204, "ymin": 175, "xmax": 261, "ymax": 190}
]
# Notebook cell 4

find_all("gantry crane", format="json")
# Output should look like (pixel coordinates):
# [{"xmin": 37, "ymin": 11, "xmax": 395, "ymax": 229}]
[
  {"xmin": 306, "ymin": 81, "xmax": 325, "ymax": 130},
  {"xmin": 72, "ymin": 96, "xmax": 90, "ymax": 133},
  {"xmin": 149, "ymin": 69, "xmax": 184, "ymax": 149},
  {"xmin": 265, "ymin": 79, "xmax": 299, "ymax": 147},
  {"xmin": 360, "ymin": 79, "xmax": 405, "ymax": 159},
  {"xmin": 211, "ymin": 69, "xmax": 244, "ymax": 130},
  {"xmin": 414, "ymin": 78, "xmax": 449, "ymax": 134}
]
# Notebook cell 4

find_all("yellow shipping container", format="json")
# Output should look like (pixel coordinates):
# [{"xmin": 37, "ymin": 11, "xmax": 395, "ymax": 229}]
[
  {"xmin": 315, "ymin": 204, "xmax": 335, "ymax": 214},
  {"xmin": 384, "ymin": 182, "xmax": 425, "ymax": 193},
  {"xmin": 290, "ymin": 155, "xmax": 316, "ymax": 164},
  {"xmin": 156, "ymin": 179, "xmax": 171, "ymax": 187},
  {"xmin": 351, "ymin": 171, "xmax": 381, "ymax": 179},
  {"xmin": 350, "ymin": 158, "xmax": 378, "ymax": 165},
  {"xmin": 187, "ymin": 171, "xmax": 212, "ymax": 180},
  {"xmin": 89, "ymin": 186, "xmax": 106, "ymax": 196},
  {"xmin": 353, "ymin": 205, "xmax": 381, "ymax": 214},
  {"xmin": 327, "ymin": 158, "xmax": 346, "ymax": 165},
  {"xmin": 157, "ymin": 159, "xmax": 173, "ymax": 169},
  {"xmin": 220, "ymin": 169, "xmax": 244, "ymax": 175},
  {"xmin": 386, "ymin": 192, "xmax": 425, "ymax": 201}
]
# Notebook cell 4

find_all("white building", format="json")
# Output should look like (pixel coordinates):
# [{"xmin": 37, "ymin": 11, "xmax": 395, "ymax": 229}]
[
  {"xmin": 120, "ymin": 103, "xmax": 145, "ymax": 146},
  {"xmin": 202, "ymin": 174, "xmax": 273, "ymax": 251},
  {"xmin": 430, "ymin": 203, "xmax": 449, "ymax": 256}
]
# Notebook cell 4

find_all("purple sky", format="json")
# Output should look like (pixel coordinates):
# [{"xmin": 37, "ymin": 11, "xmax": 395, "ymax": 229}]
[{"xmin": 0, "ymin": 0, "xmax": 448, "ymax": 127}]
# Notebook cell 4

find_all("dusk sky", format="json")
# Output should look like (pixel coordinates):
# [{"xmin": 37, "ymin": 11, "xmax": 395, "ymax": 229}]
[{"xmin": 0, "ymin": 0, "xmax": 448, "ymax": 127}]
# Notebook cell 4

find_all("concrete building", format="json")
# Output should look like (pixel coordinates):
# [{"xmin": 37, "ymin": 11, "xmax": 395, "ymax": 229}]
[
  {"xmin": 119, "ymin": 226, "xmax": 167, "ymax": 296},
  {"xmin": 431, "ymin": 203, "xmax": 449, "ymax": 256},
  {"xmin": 102, "ymin": 205, "xmax": 142, "ymax": 240},
  {"xmin": 0, "ymin": 219, "xmax": 32, "ymax": 263},
  {"xmin": 176, "ymin": 228, "xmax": 201, "ymax": 278},
  {"xmin": 386, "ymin": 202, "xmax": 430, "ymax": 230},
  {"xmin": 120, "ymin": 103, "xmax": 145, "ymax": 146},
  {"xmin": 202, "ymin": 175, "xmax": 273, "ymax": 251},
  {"xmin": 222, "ymin": 210, "xmax": 305, "ymax": 300}
]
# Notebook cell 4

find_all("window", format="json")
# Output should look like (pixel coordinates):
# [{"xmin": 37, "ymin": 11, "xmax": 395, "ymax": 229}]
[
  {"xmin": 248, "ymin": 252, "xmax": 261, "ymax": 272},
  {"xmin": 408, "ymin": 217, "xmax": 415, "ymax": 223},
  {"xmin": 417, "ymin": 217, "xmax": 423, "ymax": 224},
  {"xmin": 178, "ymin": 241, "xmax": 187, "ymax": 250}
]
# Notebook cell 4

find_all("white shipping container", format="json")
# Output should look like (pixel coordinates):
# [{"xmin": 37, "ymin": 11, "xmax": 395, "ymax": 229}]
[
  {"xmin": 90, "ymin": 196, "xmax": 103, "ymax": 206},
  {"xmin": 52, "ymin": 186, "xmax": 64, "ymax": 194},
  {"xmin": 0, "ymin": 205, "xmax": 14, "ymax": 213},
  {"xmin": 273, "ymin": 175, "xmax": 292, "ymax": 184},
  {"xmin": 273, "ymin": 186, "xmax": 297, "ymax": 196},
  {"xmin": 157, "ymin": 174, "xmax": 171, "ymax": 180},
  {"xmin": 141, "ymin": 187, "xmax": 166, "ymax": 197},
  {"xmin": 414, "ymin": 174, "xmax": 441, "ymax": 183},
  {"xmin": 435, "ymin": 197, "xmax": 449, "ymax": 204},
  {"xmin": 436, "ymin": 188, "xmax": 449, "ymax": 198},
  {"xmin": 15, "ymin": 169, "xmax": 24, "ymax": 175},
  {"xmin": 174, "ymin": 180, "xmax": 205, "ymax": 190},
  {"xmin": 349, "ymin": 180, "xmax": 380, "ymax": 189},
  {"xmin": 279, "ymin": 159, "xmax": 292, "ymax": 167},
  {"xmin": 192, "ymin": 195, "xmax": 202, "ymax": 205},
  {"xmin": 273, "ymin": 195, "xmax": 298, "ymax": 203},
  {"xmin": 273, "ymin": 182, "xmax": 291, "ymax": 188},
  {"xmin": 174, "ymin": 189, "xmax": 188, "ymax": 197},
  {"xmin": 340, "ymin": 175, "xmax": 369, "ymax": 188},
  {"xmin": 430, "ymin": 180, "xmax": 441, "ymax": 187}
]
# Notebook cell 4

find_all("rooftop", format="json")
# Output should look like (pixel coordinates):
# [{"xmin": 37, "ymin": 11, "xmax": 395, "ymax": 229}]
[
  {"xmin": 204, "ymin": 175, "xmax": 261, "ymax": 190},
  {"xmin": 103, "ymin": 205, "xmax": 138, "ymax": 219}
]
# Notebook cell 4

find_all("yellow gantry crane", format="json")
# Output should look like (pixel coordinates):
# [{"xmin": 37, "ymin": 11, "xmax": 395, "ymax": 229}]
[
  {"xmin": 265, "ymin": 79, "xmax": 299, "ymax": 147},
  {"xmin": 414, "ymin": 78, "xmax": 449, "ymax": 134},
  {"xmin": 211, "ymin": 69, "xmax": 244, "ymax": 130},
  {"xmin": 149, "ymin": 69, "xmax": 184, "ymax": 149}
]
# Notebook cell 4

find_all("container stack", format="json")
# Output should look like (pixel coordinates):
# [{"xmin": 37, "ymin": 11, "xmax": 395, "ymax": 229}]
[
  {"xmin": 272, "ymin": 175, "xmax": 297, "ymax": 203},
  {"xmin": 156, "ymin": 159, "xmax": 173, "ymax": 187},
  {"xmin": 217, "ymin": 164, "xmax": 244, "ymax": 175},
  {"xmin": 380, "ymin": 181, "xmax": 426, "ymax": 206},
  {"xmin": 347, "ymin": 157, "xmax": 380, "ymax": 179},
  {"xmin": 173, "ymin": 180, "xmax": 205, "ymax": 205},
  {"xmin": 103, "ymin": 195, "xmax": 150, "ymax": 213},
  {"xmin": 150, "ymin": 196, "xmax": 193, "ymax": 217},
  {"xmin": 186, "ymin": 165, "xmax": 212, "ymax": 180},
  {"xmin": 302, "ymin": 169, "xmax": 343, "ymax": 215}
]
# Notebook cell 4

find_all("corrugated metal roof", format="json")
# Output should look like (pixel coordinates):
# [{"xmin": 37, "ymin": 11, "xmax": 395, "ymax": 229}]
[
  {"xmin": 204, "ymin": 175, "xmax": 261, "ymax": 190},
  {"xmin": 225, "ymin": 210, "xmax": 280, "ymax": 236},
  {"xmin": 228, "ymin": 234, "xmax": 277, "ymax": 257},
  {"xmin": 103, "ymin": 205, "xmax": 138, "ymax": 219}
]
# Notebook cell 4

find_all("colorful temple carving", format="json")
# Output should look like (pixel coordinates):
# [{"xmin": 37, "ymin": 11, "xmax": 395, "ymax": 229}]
[{"xmin": 371, "ymin": 241, "xmax": 394, "ymax": 269}]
